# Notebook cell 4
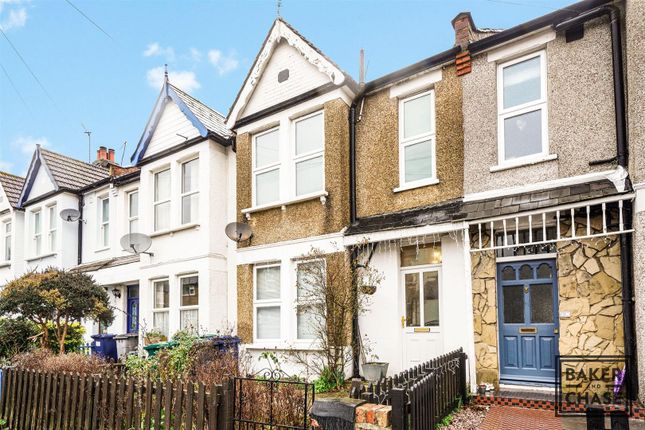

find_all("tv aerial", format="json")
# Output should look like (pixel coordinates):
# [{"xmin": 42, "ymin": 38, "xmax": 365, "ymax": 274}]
[
  {"xmin": 120, "ymin": 233, "xmax": 154, "ymax": 256},
  {"xmin": 225, "ymin": 222, "xmax": 253, "ymax": 242},
  {"xmin": 59, "ymin": 208, "xmax": 84, "ymax": 223}
]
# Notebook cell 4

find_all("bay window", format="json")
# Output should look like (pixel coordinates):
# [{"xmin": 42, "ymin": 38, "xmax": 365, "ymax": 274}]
[
  {"xmin": 98, "ymin": 196, "xmax": 109, "ymax": 248},
  {"xmin": 2, "ymin": 221, "xmax": 10, "ymax": 261},
  {"xmin": 128, "ymin": 190, "xmax": 139, "ymax": 233},
  {"xmin": 181, "ymin": 158, "xmax": 199, "ymax": 224},
  {"xmin": 33, "ymin": 210, "xmax": 41, "ymax": 255},
  {"xmin": 497, "ymin": 51, "xmax": 548, "ymax": 164},
  {"xmin": 179, "ymin": 275, "xmax": 199, "ymax": 333},
  {"xmin": 294, "ymin": 112, "xmax": 324, "ymax": 197},
  {"xmin": 154, "ymin": 168, "xmax": 171, "ymax": 231},
  {"xmin": 253, "ymin": 128, "xmax": 280, "ymax": 206},
  {"xmin": 48, "ymin": 204, "xmax": 57, "ymax": 252},
  {"xmin": 399, "ymin": 90, "xmax": 436, "ymax": 187},
  {"xmin": 254, "ymin": 264, "xmax": 281, "ymax": 341},
  {"xmin": 152, "ymin": 279, "xmax": 169, "ymax": 337}
]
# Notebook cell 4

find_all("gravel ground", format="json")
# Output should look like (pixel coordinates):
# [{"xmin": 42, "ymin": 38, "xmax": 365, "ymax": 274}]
[{"xmin": 440, "ymin": 405, "xmax": 489, "ymax": 430}]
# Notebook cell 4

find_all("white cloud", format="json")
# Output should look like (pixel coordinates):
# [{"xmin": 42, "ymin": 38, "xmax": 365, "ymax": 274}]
[
  {"xmin": 146, "ymin": 66, "xmax": 200, "ymax": 92},
  {"xmin": 0, "ymin": 7, "xmax": 27, "ymax": 31},
  {"xmin": 188, "ymin": 48, "xmax": 202, "ymax": 62},
  {"xmin": 208, "ymin": 49, "xmax": 239, "ymax": 75},
  {"xmin": 0, "ymin": 157, "xmax": 13, "ymax": 172},
  {"xmin": 143, "ymin": 42, "xmax": 175, "ymax": 62},
  {"xmin": 12, "ymin": 135, "xmax": 49, "ymax": 156}
]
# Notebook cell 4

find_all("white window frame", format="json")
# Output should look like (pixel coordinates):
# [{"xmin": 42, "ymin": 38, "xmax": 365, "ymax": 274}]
[
  {"xmin": 496, "ymin": 50, "xmax": 549, "ymax": 166},
  {"xmin": 292, "ymin": 110, "xmax": 325, "ymax": 199},
  {"xmin": 97, "ymin": 195, "xmax": 110, "ymax": 249},
  {"xmin": 178, "ymin": 274, "xmax": 199, "ymax": 333},
  {"xmin": 32, "ymin": 210, "xmax": 42, "ymax": 256},
  {"xmin": 180, "ymin": 157, "xmax": 200, "ymax": 225},
  {"xmin": 127, "ymin": 189, "xmax": 139, "ymax": 234},
  {"xmin": 401, "ymin": 264, "xmax": 442, "ymax": 332},
  {"xmin": 294, "ymin": 259, "xmax": 325, "ymax": 341},
  {"xmin": 153, "ymin": 168, "xmax": 171, "ymax": 232},
  {"xmin": 47, "ymin": 204, "xmax": 57, "ymax": 253},
  {"xmin": 252, "ymin": 127, "xmax": 281, "ymax": 207},
  {"xmin": 2, "ymin": 220, "xmax": 10, "ymax": 262},
  {"xmin": 152, "ymin": 279, "xmax": 170, "ymax": 337},
  {"xmin": 397, "ymin": 89, "xmax": 437, "ymax": 190},
  {"xmin": 253, "ymin": 262, "xmax": 282, "ymax": 343}
]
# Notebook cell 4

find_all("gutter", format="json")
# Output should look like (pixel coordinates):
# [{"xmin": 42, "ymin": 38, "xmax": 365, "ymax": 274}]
[{"xmin": 555, "ymin": 4, "xmax": 638, "ymax": 400}]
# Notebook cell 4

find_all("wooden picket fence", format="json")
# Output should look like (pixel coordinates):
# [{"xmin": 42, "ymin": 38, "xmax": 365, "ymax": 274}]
[{"xmin": 0, "ymin": 367, "xmax": 233, "ymax": 430}]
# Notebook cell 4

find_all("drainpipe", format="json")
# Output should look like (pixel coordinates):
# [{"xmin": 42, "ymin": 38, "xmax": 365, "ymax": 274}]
[
  {"xmin": 554, "ymin": 5, "xmax": 638, "ymax": 400},
  {"xmin": 77, "ymin": 195, "xmax": 84, "ymax": 265}
]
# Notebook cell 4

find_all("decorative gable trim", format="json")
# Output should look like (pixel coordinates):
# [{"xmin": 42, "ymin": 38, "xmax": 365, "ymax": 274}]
[
  {"xmin": 130, "ymin": 83, "xmax": 210, "ymax": 164},
  {"xmin": 18, "ymin": 146, "xmax": 58, "ymax": 207},
  {"xmin": 226, "ymin": 19, "xmax": 346, "ymax": 129}
]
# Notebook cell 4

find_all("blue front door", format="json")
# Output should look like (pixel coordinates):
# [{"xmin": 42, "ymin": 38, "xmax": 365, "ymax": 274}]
[
  {"xmin": 127, "ymin": 285, "xmax": 139, "ymax": 334},
  {"xmin": 497, "ymin": 260, "xmax": 559, "ymax": 384}
]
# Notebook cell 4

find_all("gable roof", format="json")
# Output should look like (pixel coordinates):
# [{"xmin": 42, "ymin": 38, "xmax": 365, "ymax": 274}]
[
  {"xmin": 0, "ymin": 171, "xmax": 25, "ymax": 209},
  {"xmin": 18, "ymin": 145, "xmax": 110, "ymax": 206},
  {"xmin": 226, "ymin": 18, "xmax": 357, "ymax": 129},
  {"xmin": 130, "ymin": 80, "xmax": 232, "ymax": 164}
]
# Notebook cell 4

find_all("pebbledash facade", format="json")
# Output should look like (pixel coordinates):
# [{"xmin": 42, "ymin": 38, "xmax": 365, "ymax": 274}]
[
  {"xmin": 0, "ymin": 79, "xmax": 236, "ymax": 351},
  {"xmin": 229, "ymin": 0, "xmax": 641, "ymax": 395},
  {"xmin": 0, "ymin": 0, "xmax": 641, "ymax": 397}
]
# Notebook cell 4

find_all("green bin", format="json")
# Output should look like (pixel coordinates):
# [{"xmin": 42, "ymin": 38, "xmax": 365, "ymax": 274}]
[{"xmin": 143, "ymin": 340, "xmax": 177, "ymax": 357}]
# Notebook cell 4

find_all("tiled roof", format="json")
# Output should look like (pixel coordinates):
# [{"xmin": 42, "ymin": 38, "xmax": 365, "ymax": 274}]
[
  {"xmin": 169, "ymin": 84, "xmax": 232, "ymax": 138},
  {"xmin": 345, "ymin": 199, "xmax": 465, "ymax": 236},
  {"xmin": 40, "ymin": 148, "xmax": 110, "ymax": 191},
  {"xmin": 0, "ymin": 171, "xmax": 25, "ymax": 208},
  {"xmin": 72, "ymin": 254, "xmax": 140, "ymax": 273},
  {"xmin": 461, "ymin": 180, "xmax": 620, "ymax": 221}
]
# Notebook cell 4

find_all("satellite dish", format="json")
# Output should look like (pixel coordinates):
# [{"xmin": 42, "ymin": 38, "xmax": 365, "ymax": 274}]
[
  {"xmin": 225, "ymin": 222, "xmax": 253, "ymax": 242},
  {"xmin": 120, "ymin": 233, "xmax": 154, "ymax": 256},
  {"xmin": 60, "ymin": 208, "xmax": 82, "ymax": 222}
]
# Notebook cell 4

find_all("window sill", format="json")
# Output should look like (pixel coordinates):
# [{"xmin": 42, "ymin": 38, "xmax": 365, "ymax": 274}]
[
  {"xmin": 150, "ymin": 223, "xmax": 200, "ymax": 238},
  {"xmin": 242, "ymin": 191, "xmax": 328, "ymax": 218},
  {"xmin": 490, "ymin": 153, "xmax": 557, "ymax": 172},
  {"xmin": 26, "ymin": 252, "xmax": 57, "ymax": 262},
  {"xmin": 95, "ymin": 247, "xmax": 109, "ymax": 253},
  {"xmin": 245, "ymin": 342, "xmax": 322, "ymax": 352},
  {"xmin": 393, "ymin": 178, "xmax": 440, "ymax": 193},
  {"xmin": 0, "ymin": 262, "xmax": 10, "ymax": 269}
]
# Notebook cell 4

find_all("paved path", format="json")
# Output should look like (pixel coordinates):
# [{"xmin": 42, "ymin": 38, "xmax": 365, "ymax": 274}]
[{"xmin": 479, "ymin": 405, "xmax": 645, "ymax": 430}]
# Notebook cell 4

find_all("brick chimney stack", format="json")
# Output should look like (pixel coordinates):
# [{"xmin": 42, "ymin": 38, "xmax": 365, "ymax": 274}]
[
  {"xmin": 96, "ymin": 146, "xmax": 108, "ymax": 161},
  {"xmin": 451, "ymin": 12, "xmax": 475, "ymax": 76},
  {"xmin": 108, "ymin": 148, "xmax": 115, "ymax": 162}
]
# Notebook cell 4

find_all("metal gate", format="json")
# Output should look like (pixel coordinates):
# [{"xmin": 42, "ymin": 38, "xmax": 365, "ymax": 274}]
[{"xmin": 233, "ymin": 370, "xmax": 315, "ymax": 430}]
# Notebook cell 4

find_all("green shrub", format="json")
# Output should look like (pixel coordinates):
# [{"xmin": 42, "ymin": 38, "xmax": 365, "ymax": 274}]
[
  {"xmin": 0, "ymin": 318, "xmax": 38, "ymax": 359},
  {"xmin": 46, "ymin": 322, "xmax": 85, "ymax": 353},
  {"xmin": 314, "ymin": 366, "xmax": 345, "ymax": 393}
]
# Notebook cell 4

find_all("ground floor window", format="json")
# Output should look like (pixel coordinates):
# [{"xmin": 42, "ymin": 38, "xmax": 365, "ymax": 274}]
[
  {"xmin": 153, "ymin": 279, "xmax": 169, "ymax": 337},
  {"xmin": 254, "ymin": 264, "xmax": 281, "ymax": 341},
  {"xmin": 179, "ymin": 275, "xmax": 199, "ymax": 333},
  {"xmin": 295, "ymin": 260, "xmax": 325, "ymax": 340}
]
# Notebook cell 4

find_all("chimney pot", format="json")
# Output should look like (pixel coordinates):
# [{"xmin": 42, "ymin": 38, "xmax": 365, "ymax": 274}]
[
  {"xmin": 108, "ymin": 149, "xmax": 115, "ymax": 162},
  {"xmin": 97, "ymin": 146, "xmax": 108, "ymax": 161}
]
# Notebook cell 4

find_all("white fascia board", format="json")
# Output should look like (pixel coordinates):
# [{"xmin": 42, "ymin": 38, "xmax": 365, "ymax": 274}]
[
  {"xmin": 236, "ymin": 88, "xmax": 352, "ymax": 135},
  {"xmin": 487, "ymin": 29, "xmax": 556, "ymax": 63},
  {"xmin": 344, "ymin": 221, "xmax": 467, "ymax": 246},
  {"xmin": 389, "ymin": 69, "xmax": 442, "ymax": 99},
  {"xmin": 463, "ymin": 169, "xmax": 621, "ymax": 202}
]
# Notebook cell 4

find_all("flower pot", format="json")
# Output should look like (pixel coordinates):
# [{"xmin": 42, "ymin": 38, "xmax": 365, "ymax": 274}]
[{"xmin": 363, "ymin": 362, "xmax": 389, "ymax": 382}]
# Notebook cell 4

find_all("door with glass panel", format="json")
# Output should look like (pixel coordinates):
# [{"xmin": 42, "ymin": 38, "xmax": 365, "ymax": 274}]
[{"xmin": 497, "ymin": 260, "xmax": 558, "ymax": 384}]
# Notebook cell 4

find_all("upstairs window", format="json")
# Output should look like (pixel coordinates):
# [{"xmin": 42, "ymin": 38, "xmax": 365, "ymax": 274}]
[
  {"xmin": 154, "ymin": 169, "xmax": 171, "ymax": 231},
  {"xmin": 497, "ymin": 51, "xmax": 548, "ymax": 163},
  {"xmin": 181, "ymin": 158, "xmax": 199, "ymax": 224},
  {"xmin": 33, "ymin": 210, "xmax": 41, "ymax": 255},
  {"xmin": 399, "ymin": 90, "xmax": 436, "ymax": 186},
  {"xmin": 2, "ymin": 221, "xmax": 10, "ymax": 262},
  {"xmin": 294, "ymin": 112, "xmax": 324, "ymax": 197},
  {"xmin": 98, "ymin": 196, "xmax": 110, "ymax": 248},
  {"xmin": 128, "ymin": 190, "xmax": 139, "ymax": 233},
  {"xmin": 253, "ymin": 128, "xmax": 280, "ymax": 206},
  {"xmin": 47, "ymin": 204, "xmax": 57, "ymax": 252}
]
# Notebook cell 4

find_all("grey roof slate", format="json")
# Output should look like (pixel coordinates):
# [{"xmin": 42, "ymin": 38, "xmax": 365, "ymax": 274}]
[
  {"xmin": 0, "ymin": 171, "xmax": 25, "ymax": 208},
  {"xmin": 40, "ymin": 148, "xmax": 110, "ymax": 191},
  {"xmin": 169, "ymin": 84, "xmax": 232, "ymax": 138}
]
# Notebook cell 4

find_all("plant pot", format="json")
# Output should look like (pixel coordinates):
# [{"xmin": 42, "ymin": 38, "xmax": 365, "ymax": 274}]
[{"xmin": 363, "ymin": 362, "xmax": 389, "ymax": 382}]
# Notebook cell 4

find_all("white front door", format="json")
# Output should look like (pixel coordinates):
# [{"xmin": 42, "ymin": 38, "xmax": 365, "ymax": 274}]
[{"xmin": 401, "ymin": 266, "xmax": 442, "ymax": 368}]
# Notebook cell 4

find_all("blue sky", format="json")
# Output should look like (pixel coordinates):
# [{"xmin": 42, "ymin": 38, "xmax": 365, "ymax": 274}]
[{"xmin": 0, "ymin": 0, "xmax": 573, "ymax": 176}]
